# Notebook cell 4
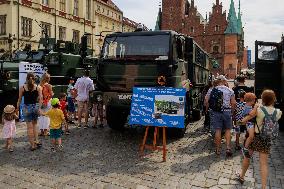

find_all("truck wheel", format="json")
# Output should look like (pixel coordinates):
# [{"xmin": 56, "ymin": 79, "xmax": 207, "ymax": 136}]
[{"xmin": 106, "ymin": 106, "xmax": 128, "ymax": 130}]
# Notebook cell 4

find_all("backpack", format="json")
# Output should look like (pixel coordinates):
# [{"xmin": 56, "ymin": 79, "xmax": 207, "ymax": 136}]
[
  {"xmin": 259, "ymin": 106, "xmax": 279, "ymax": 140},
  {"xmin": 209, "ymin": 87, "xmax": 223, "ymax": 112}
]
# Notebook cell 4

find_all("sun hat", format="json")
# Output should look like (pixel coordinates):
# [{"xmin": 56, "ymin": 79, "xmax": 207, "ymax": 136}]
[
  {"xmin": 4, "ymin": 105, "xmax": 15, "ymax": 114},
  {"xmin": 51, "ymin": 98, "xmax": 60, "ymax": 106},
  {"xmin": 215, "ymin": 75, "xmax": 227, "ymax": 81}
]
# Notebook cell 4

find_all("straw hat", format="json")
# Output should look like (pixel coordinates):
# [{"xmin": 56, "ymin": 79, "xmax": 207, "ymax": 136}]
[{"xmin": 4, "ymin": 105, "xmax": 15, "ymax": 114}]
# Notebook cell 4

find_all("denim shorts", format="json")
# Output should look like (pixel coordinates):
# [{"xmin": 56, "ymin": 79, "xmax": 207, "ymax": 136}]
[
  {"xmin": 210, "ymin": 110, "xmax": 233, "ymax": 130},
  {"xmin": 50, "ymin": 129, "xmax": 62, "ymax": 139},
  {"xmin": 23, "ymin": 104, "xmax": 39, "ymax": 122},
  {"xmin": 67, "ymin": 97, "xmax": 75, "ymax": 112}
]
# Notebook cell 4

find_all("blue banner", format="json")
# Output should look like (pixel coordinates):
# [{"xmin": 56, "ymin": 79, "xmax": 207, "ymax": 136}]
[{"xmin": 129, "ymin": 87, "xmax": 186, "ymax": 128}]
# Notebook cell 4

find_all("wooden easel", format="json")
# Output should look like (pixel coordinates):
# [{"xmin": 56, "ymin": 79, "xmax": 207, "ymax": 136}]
[{"xmin": 139, "ymin": 126, "xmax": 167, "ymax": 162}]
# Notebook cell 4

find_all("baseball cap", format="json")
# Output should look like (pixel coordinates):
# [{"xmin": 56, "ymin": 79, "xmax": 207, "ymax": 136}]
[{"xmin": 51, "ymin": 98, "xmax": 60, "ymax": 106}]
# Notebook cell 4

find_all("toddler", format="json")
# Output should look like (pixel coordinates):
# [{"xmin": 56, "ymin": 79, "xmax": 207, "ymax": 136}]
[
  {"xmin": 40, "ymin": 98, "xmax": 66, "ymax": 152},
  {"xmin": 67, "ymin": 77, "xmax": 76, "ymax": 123},
  {"xmin": 59, "ymin": 93, "xmax": 70, "ymax": 135},
  {"xmin": 2, "ymin": 105, "xmax": 18, "ymax": 152},
  {"xmin": 241, "ymin": 92, "xmax": 257, "ymax": 158}
]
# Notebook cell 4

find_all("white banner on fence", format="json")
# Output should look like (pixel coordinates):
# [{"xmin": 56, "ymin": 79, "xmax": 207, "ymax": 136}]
[{"xmin": 19, "ymin": 62, "xmax": 45, "ymax": 87}]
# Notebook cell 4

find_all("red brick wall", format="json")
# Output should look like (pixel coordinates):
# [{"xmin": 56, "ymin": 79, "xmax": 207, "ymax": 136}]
[
  {"xmin": 242, "ymin": 47, "xmax": 248, "ymax": 69},
  {"xmin": 224, "ymin": 34, "xmax": 238, "ymax": 78}
]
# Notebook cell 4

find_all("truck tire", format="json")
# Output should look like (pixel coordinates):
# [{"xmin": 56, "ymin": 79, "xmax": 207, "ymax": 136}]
[{"xmin": 106, "ymin": 105, "xmax": 128, "ymax": 131}]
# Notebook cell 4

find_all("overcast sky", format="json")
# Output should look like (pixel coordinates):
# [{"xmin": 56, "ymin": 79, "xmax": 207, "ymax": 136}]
[{"xmin": 113, "ymin": 0, "xmax": 284, "ymax": 62}]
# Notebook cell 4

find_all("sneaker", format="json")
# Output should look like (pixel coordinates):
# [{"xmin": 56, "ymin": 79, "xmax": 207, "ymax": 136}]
[
  {"xmin": 65, "ymin": 131, "xmax": 71, "ymax": 135},
  {"xmin": 51, "ymin": 147, "xmax": 56, "ymax": 152},
  {"xmin": 8, "ymin": 147, "xmax": 14, "ymax": 153},
  {"xmin": 68, "ymin": 120, "xmax": 75, "ymax": 124},
  {"xmin": 84, "ymin": 125, "xmax": 89, "ymax": 129},
  {"xmin": 77, "ymin": 124, "xmax": 82, "ymax": 128},
  {"xmin": 242, "ymin": 147, "xmax": 251, "ymax": 158}
]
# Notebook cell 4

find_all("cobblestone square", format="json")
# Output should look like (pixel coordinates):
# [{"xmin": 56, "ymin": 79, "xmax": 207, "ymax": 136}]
[{"xmin": 1, "ymin": 118, "xmax": 284, "ymax": 189}]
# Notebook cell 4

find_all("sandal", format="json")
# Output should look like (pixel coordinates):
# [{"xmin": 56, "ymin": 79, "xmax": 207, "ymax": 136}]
[
  {"xmin": 226, "ymin": 149, "xmax": 233, "ymax": 157},
  {"xmin": 236, "ymin": 173, "xmax": 244, "ymax": 184},
  {"xmin": 30, "ymin": 146, "xmax": 37, "ymax": 151},
  {"xmin": 35, "ymin": 142, "xmax": 42, "ymax": 148},
  {"xmin": 9, "ymin": 148, "xmax": 14, "ymax": 152}
]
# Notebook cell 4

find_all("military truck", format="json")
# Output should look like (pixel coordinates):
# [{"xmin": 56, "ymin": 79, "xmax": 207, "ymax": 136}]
[
  {"xmin": 0, "ymin": 38, "xmax": 97, "ymax": 116},
  {"xmin": 254, "ymin": 36, "xmax": 284, "ymax": 130},
  {"xmin": 96, "ymin": 30, "xmax": 210, "ymax": 135}
]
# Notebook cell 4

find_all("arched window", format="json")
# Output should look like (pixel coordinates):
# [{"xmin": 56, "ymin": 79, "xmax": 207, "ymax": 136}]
[
  {"xmin": 190, "ymin": 27, "xmax": 194, "ymax": 33},
  {"xmin": 214, "ymin": 25, "xmax": 220, "ymax": 32},
  {"xmin": 213, "ymin": 45, "xmax": 219, "ymax": 53}
]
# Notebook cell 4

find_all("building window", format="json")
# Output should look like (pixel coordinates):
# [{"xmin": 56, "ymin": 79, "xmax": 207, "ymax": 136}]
[
  {"xmin": 59, "ymin": 26, "xmax": 66, "ymax": 41},
  {"xmin": 105, "ymin": 21, "xmax": 109, "ymax": 29},
  {"xmin": 229, "ymin": 64, "xmax": 233, "ymax": 69},
  {"xmin": 107, "ymin": 10, "xmax": 109, "ymax": 15},
  {"xmin": 213, "ymin": 45, "xmax": 219, "ymax": 53},
  {"xmin": 112, "ymin": 23, "xmax": 115, "ymax": 31},
  {"xmin": 72, "ymin": 30, "xmax": 80, "ymax": 43},
  {"xmin": 73, "ymin": 0, "xmax": 79, "ymax": 16},
  {"xmin": 41, "ymin": 22, "xmax": 51, "ymax": 37},
  {"xmin": 0, "ymin": 15, "xmax": 6, "ymax": 35},
  {"xmin": 42, "ymin": 0, "xmax": 48, "ymax": 6},
  {"xmin": 59, "ymin": 0, "xmax": 66, "ymax": 12},
  {"xmin": 21, "ymin": 17, "xmax": 32, "ymax": 37},
  {"xmin": 190, "ymin": 27, "xmax": 194, "ymax": 33},
  {"xmin": 86, "ymin": 0, "xmax": 91, "ymax": 20},
  {"xmin": 214, "ymin": 25, "xmax": 220, "ymax": 32}
]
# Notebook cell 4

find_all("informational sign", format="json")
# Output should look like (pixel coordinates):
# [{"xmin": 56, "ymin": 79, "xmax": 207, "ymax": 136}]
[
  {"xmin": 129, "ymin": 87, "xmax": 186, "ymax": 128},
  {"xmin": 19, "ymin": 62, "xmax": 45, "ymax": 87}
]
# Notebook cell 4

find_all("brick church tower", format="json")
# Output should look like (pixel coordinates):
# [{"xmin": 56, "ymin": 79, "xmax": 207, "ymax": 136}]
[{"xmin": 160, "ymin": 0, "xmax": 244, "ymax": 78}]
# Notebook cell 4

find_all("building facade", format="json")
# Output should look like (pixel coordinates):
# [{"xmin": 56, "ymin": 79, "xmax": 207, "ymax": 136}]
[
  {"xmin": 0, "ymin": 0, "xmax": 127, "ymax": 56},
  {"xmin": 123, "ymin": 17, "xmax": 149, "ymax": 32},
  {"xmin": 160, "ymin": 0, "xmax": 244, "ymax": 78}
]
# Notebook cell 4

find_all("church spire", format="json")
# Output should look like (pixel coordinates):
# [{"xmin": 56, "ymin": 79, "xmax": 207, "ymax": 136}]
[
  {"xmin": 155, "ymin": 1, "xmax": 162, "ymax": 31},
  {"xmin": 237, "ymin": 0, "xmax": 243, "ymax": 35},
  {"xmin": 216, "ymin": 0, "xmax": 219, "ymax": 5},
  {"xmin": 225, "ymin": 0, "xmax": 238, "ymax": 34}
]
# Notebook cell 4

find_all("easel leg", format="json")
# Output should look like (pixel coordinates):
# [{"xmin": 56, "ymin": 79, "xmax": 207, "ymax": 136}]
[
  {"xmin": 153, "ymin": 127, "xmax": 158, "ymax": 150},
  {"xmin": 140, "ymin": 126, "xmax": 149, "ymax": 157},
  {"xmin": 162, "ymin": 127, "xmax": 167, "ymax": 162}
]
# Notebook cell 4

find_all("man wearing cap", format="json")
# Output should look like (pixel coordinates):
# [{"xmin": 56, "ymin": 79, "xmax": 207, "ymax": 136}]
[
  {"xmin": 205, "ymin": 75, "xmax": 236, "ymax": 156},
  {"xmin": 74, "ymin": 70, "xmax": 94, "ymax": 128},
  {"xmin": 233, "ymin": 75, "xmax": 254, "ymax": 102}
]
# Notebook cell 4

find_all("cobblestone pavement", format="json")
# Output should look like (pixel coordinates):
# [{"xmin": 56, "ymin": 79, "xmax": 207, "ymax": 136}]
[{"xmin": 0, "ymin": 118, "xmax": 284, "ymax": 189}]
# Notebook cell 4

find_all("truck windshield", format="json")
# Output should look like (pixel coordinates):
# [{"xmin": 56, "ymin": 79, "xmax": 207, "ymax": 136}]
[
  {"xmin": 102, "ymin": 35, "xmax": 170, "ymax": 60},
  {"xmin": 258, "ymin": 45, "xmax": 279, "ymax": 61}
]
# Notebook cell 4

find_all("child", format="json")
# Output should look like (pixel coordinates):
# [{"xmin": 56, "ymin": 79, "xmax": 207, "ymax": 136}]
[
  {"xmin": 59, "ymin": 93, "xmax": 70, "ymax": 135},
  {"xmin": 92, "ymin": 93, "xmax": 105, "ymax": 128},
  {"xmin": 40, "ymin": 98, "xmax": 66, "ymax": 152},
  {"xmin": 234, "ymin": 90, "xmax": 246, "ymax": 150},
  {"xmin": 241, "ymin": 92, "xmax": 257, "ymax": 158},
  {"xmin": 2, "ymin": 105, "xmax": 18, "ymax": 152},
  {"xmin": 67, "ymin": 77, "xmax": 76, "ymax": 123}
]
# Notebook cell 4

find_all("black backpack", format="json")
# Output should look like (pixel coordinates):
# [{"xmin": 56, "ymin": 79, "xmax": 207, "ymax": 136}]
[{"xmin": 209, "ymin": 88, "xmax": 223, "ymax": 112}]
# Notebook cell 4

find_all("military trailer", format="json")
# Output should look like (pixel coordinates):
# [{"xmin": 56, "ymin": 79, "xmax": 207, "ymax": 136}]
[
  {"xmin": 254, "ymin": 36, "xmax": 284, "ymax": 130},
  {"xmin": 96, "ymin": 30, "xmax": 210, "ymax": 136}
]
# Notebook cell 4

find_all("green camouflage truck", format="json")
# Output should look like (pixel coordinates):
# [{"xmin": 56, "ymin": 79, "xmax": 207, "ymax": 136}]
[
  {"xmin": 96, "ymin": 30, "xmax": 210, "ymax": 136},
  {"xmin": 0, "ymin": 40, "xmax": 97, "ymax": 116}
]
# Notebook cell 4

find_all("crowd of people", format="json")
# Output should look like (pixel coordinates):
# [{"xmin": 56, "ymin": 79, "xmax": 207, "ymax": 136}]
[
  {"xmin": 1, "ymin": 72, "xmax": 282, "ymax": 189},
  {"xmin": 203, "ymin": 75, "xmax": 282, "ymax": 189},
  {"xmin": 1, "ymin": 69, "xmax": 105, "ymax": 153}
]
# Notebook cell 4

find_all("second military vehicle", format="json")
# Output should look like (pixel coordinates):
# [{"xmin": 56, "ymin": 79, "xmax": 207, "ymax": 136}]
[
  {"xmin": 254, "ymin": 36, "xmax": 284, "ymax": 130},
  {"xmin": 96, "ymin": 30, "xmax": 210, "ymax": 136}
]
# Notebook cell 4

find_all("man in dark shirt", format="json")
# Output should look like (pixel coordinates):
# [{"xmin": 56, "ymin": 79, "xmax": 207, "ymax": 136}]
[{"xmin": 233, "ymin": 75, "xmax": 254, "ymax": 102}]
